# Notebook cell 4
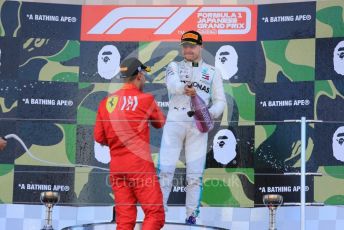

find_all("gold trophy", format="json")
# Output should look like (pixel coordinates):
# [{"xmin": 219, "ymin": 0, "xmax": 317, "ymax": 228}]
[
  {"xmin": 40, "ymin": 191, "xmax": 60, "ymax": 230},
  {"xmin": 263, "ymin": 194, "xmax": 283, "ymax": 230}
]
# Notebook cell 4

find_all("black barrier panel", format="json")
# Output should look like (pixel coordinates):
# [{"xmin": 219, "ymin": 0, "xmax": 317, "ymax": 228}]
[
  {"xmin": 311, "ymin": 123, "xmax": 344, "ymax": 168},
  {"xmin": 254, "ymin": 123, "xmax": 312, "ymax": 173},
  {"xmin": 76, "ymin": 125, "xmax": 109, "ymax": 169},
  {"xmin": 13, "ymin": 165, "xmax": 76, "ymax": 204},
  {"xmin": 255, "ymin": 82, "xmax": 314, "ymax": 123},
  {"xmin": 0, "ymin": 120, "xmax": 20, "ymax": 164},
  {"xmin": 206, "ymin": 125, "xmax": 254, "ymax": 169},
  {"xmin": 315, "ymin": 79, "xmax": 344, "ymax": 122},
  {"xmin": 19, "ymin": 2, "xmax": 81, "ymax": 40},
  {"xmin": 0, "ymin": 79, "xmax": 18, "ymax": 119},
  {"xmin": 79, "ymin": 41, "xmax": 138, "ymax": 83},
  {"xmin": 76, "ymin": 168, "xmax": 113, "ymax": 205},
  {"xmin": 137, "ymin": 42, "xmax": 182, "ymax": 84},
  {"xmin": 0, "ymin": 1, "xmax": 21, "ymax": 38},
  {"xmin": 203, "ymin": 42, "xmax": 264, "ymax": 84},
  {"xmin": 316, "ymin": 37, "xmax": 344, "ymax": 80},
  {"xmin": 167, "ymin": 168, "xmax": 186, "ymax": 206},
  {"xmin": 0, "ymin": 37, "xmax": 20, "ymax": 79},
  {"xmin": 254, "ymin": 174, "xmax": 314, "ymax": 206},
  {"xmin": 74, "ymin": 124, "xmax": 112, "ymax": 205},
  {"xmin": 14, "ymin": 120, "xmax": 76, "ymax": 165},
  {"xmin": 258, "ymin": 1, "xmax": 316, "ymax": 40},
  {"xmin": 17, "ymin": 81, "xmax": 78, "ymax": 122},
  {"xmin": 18, "ymin": 38, "xmax": 80, "ymax": 82}
]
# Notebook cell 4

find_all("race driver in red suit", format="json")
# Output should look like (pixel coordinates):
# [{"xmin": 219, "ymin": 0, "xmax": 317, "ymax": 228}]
[{"xmin": 94, "ymin": 57, "xmax": 166, "ymax": 230}]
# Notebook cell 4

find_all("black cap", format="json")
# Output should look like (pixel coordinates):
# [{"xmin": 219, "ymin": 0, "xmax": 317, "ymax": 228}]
[
  {"xmin": 180, "ymin": 30, "xmax": 202, "ymax": 46},
  {"xmin": 119, "ymin": 57, "xmax": 151, "ymax": 78}
]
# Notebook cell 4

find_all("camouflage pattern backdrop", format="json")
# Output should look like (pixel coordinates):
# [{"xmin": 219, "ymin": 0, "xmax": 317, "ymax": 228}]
[{"xmin": 0, "ymin": 0, "xmax": 343, "ymax": 208}]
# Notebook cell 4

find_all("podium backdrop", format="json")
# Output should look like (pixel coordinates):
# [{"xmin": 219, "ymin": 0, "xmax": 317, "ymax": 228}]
[{"xmin": 0, "ymin": 0, "xmax": 343, "ymax": 207}]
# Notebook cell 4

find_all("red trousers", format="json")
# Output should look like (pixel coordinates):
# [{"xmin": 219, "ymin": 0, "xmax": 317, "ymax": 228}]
[{"xmin": 111, "ymin": 171, "xmax": 165, "ymax": 230}]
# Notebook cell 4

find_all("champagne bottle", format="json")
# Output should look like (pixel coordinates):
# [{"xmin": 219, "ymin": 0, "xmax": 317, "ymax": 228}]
[
  {"xmin": 187, "ymin": 61, "xmax": 214, "ymax": 133},
  {"xmin": 190, "ymin": 94, "xmax": 214, "ymax": 133}
]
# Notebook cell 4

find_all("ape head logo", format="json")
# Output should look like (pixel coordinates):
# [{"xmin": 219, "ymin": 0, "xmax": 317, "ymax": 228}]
[
  {"xmin": 215, "ymin": 45, "xmax": 238, "ymax": 80},
  {"xmin": 97, "ymin": 45, "xmax": 120, "ymax": 80},
  {"xmin": 333, "ymin": 40, "xmax": 344, "ymax": 76},
  {"xmin": 332, "ymin": 126, "xmax": 344, "ymax": 162},
  {"xmin": 213, "ymin": 129, "xmax": 237, "ymax": 164}
]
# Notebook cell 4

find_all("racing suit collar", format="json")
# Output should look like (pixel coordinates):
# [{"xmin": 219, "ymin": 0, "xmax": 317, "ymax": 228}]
[
  {"xmin": 122, "ymin": 83, "xmax": 140, "ymax": 90},
  {"xmin": 183, "ymin": 59, "xmax": 203, "ymax": 67}
]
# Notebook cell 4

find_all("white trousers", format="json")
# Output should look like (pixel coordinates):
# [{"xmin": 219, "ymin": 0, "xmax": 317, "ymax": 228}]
[{"xmin": 158, "ymin": 110, "xmax": 208, "ymax": 217}]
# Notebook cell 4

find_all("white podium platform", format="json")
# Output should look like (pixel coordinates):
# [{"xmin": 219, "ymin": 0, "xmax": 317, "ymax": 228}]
[{"xmin": 61, "ymin": 222, "xmax": 229, "ymax": 230}]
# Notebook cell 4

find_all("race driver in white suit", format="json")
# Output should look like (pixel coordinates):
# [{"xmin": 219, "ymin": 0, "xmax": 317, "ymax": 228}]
[{"xmin": 158, "ymin": 30, "xmax": 226, "ymax": 225}]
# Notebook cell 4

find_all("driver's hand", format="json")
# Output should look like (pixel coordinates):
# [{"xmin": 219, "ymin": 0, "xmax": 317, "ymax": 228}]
[
  {"xmin": 184, "ymin": 85, "xmax": 196, "ymax": 97},
  {"xmin": 0, "ymin": 137, "xmax": 7, "ymax": 151}
]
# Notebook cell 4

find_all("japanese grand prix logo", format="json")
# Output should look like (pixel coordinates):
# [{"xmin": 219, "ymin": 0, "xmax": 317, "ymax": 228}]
[{"xmin": 81, "ymin": 6, "xmax": 257, "ymax": 41}]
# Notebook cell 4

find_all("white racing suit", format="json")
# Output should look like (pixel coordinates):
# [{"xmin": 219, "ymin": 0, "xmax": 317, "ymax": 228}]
[{"xmin": 158, "ymin": 59, "xmax": 226, "ymax": 218}]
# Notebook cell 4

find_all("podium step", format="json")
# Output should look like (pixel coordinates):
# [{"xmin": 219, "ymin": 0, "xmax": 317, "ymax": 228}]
[{"xmin": 61, "ymin": 221, "xmax": 228, "ymax": 230}]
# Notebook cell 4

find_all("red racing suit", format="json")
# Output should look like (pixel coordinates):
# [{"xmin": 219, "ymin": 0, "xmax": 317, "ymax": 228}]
[{"xmin": 94, "ymin": 83, "xmax": 166, "ymax": 230}]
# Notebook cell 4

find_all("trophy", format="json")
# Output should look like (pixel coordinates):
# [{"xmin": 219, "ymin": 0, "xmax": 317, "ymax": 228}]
[
  {"xmin": 263, "ymin": 194, "xmax": 283, "ymax": 230},
  {"xmin": 40, "ymin": 191, "xmax": 60, "ymax": 230}
]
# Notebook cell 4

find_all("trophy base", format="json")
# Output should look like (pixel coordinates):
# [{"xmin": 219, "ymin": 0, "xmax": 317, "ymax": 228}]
[{"xmin": 41, "ymin": 226, "xmax": 54, "ymax": 230}]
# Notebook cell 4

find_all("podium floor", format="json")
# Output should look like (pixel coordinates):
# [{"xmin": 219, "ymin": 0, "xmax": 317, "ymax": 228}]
[{"xmin": 61, "ymin": 222, "xmax": 228, "ymax": 230}]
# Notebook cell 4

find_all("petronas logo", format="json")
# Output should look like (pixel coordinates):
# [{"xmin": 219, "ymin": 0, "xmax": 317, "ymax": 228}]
[{"xmin": 106, "ymin": 96, "xmax": 119, "ymax": 113}]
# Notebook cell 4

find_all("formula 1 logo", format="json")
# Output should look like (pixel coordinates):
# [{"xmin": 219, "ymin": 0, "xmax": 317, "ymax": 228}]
[
  {"xmin": 87, "ymin": 7, "xmax": 197, "ymax": 35},
  {"xmin": 81, "ymin": 5, "xmax": 257, "ymax": 41}
]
